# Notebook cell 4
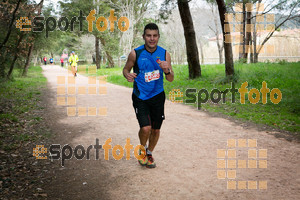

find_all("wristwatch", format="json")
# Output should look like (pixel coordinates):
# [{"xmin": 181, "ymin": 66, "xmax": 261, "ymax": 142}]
[{"xmin": 164, "ymin": 68, "xmax": 171, "ymax": 75}]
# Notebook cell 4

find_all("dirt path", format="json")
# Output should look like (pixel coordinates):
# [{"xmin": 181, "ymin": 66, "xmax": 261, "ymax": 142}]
[{"xmin": 42, "ymin": 65, "xmax": 299, "ymax": 200}]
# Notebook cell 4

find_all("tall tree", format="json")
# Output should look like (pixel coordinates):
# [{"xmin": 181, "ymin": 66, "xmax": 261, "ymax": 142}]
[
  {"xmin": 106, "ymin": 0, "xmax": 153, "ymax": 57},
  {"xmin": 252, "ymin": 0, "xmax": 299, "ymax": 62},
  {"xmin": 7, "ymin": 33, "xmax": 24, "ymax": 79},
  {"xmin": 207, "ymin": 1, "xmax": 224, "ymax": 64},
  {"xmin": 159, "ymin": 0, "xmax": 210, "ymax": 78},
  {"xmin": 59, "ymin": 0, "xmax": 118, "ymax": 68},
  {"xmin": 0, "ymin": 0, "xmax": 23, "ymax": 78},
  {"xmin": 178, "ymin": 0, "xmax": 201, "ymax": 78},
  {"xmin": 1, "ymin": 0, "xmax": 43, "ymax": 79},
  {"xmin": 216, "ymin": 0, "xmax": 234, "ymax": 76},
  {"xmin": 95, "ymin": 36, "xmax": 101, "ymax": 68},
  {"xmin": 238, "ymin": 2, "xmax": 246, "ymax": 61},
  {"xmin": 0, "ymin": 0, "xmax": 22, "ymax": 50},
  {"xmin": 228, "ymin": 0, "xmax": 300, "ymax": 63},
  {"xmin": 243, "ymin": 8, "xmax": 252, "ymax": 61},
  {"xmin": 22, "ymin": 0, "xmax": 44, "ymax": 76}
]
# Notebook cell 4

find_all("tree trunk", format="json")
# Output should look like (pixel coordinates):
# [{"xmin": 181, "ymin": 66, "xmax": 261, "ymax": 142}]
[
  {"xmin": 254, "ymin": 51, "xmax": 258, "ymax": 63},
  {"xmin": 253, "ymin": 0, "xmax": 263, "ymax": 63},
  {"xmin": 0, "ymin": 49, "xmax": 8, "ymax": 78},
  {"xmin": 178, "ymin": 0, "xmax": 201, "ymax": 79},
  {"xmin": 254, "ymin": 11, "xmax": 298, "ymax": 63},
  {"xmin": 243, "ymin": 10, "xmax": 252, "ymax": 62},
  {"xmin": 95, "ymin": 36, "xmax": 100, "ymax": 69},
  {"xmin": 209, "ymin": 3, "xmax": 223, "ymax": 64},
  {"xmin": 218, "ymin": 46, "xmax": 223, "ymax": 64},
  {"xmin": 198, "ymin": 39, "xmax": 204, "ymax": 64},
  {"xmin": 105, "ymin": 52, "xmax": 114, "ymax": 68},
  {"xmin": 7, "ymin": 56, "xmax": 19, "ymax": 79},
  {"xmin": 22, "ymin": 43, "xmax": 34, "ymax": 76},
  {"xmin": 250, "ymin": 38, "xmax": 254, "ymax": 63},
  {"xmin": 239, "ymin": 2, "xmax": 246, "ymax": 61},
  {"xmin": 215, "ymin": 27, "xmax": 223, "ymax": 64},
  {"xmin": 7, "ymin": 33, "xmax": 24, "ymax": 79},
  {"xmin": 214, "ymin": 19, "xmax": 223, "ymax": 64},
  {"xmin": 216, "ymin": 0, "xmax": 234, "ymax": 76},
  {"xmin": 99, "ymin": 37, "xmax": 114, "ymax": 68},
  {"xmin": 252, "ymin": 15, "xmax": 258, "ymax": 63},
  {"xmin": 0, "ymin": 0, "xmax": 22, "ymax": 50},
  {"xmin": 0, "ymin": 0, "xmax": 22, "ymax": 78},
  {"xmin": 102, "ymin": 54, "xmax": 106, "ymax": 65},
  {"xmin": 33, "ymin": 56, "xmax": 36, "ymax": 66},
  {"xmin": 246, "ymin": 33, "xmax": 252, "ymax": 62},
  {"xmin": 99, "ymin": 54, "xmax": 102, "ymax": 65},
  {"xmin": 22, "ymin": 0, "xmax": 44, "ymax": 75},
  {"xmin": 131, "ymin": 24, "xmax": 139, "ymax": 49}
]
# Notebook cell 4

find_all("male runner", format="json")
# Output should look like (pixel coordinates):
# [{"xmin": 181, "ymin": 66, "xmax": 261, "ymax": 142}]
[
  {"xmin": 123, "ymin": 23, "xmax": 174, "ymax": 168},
  {"xmin": 69, "ymin": 51, "xmax": 79, "ymax": 77}
]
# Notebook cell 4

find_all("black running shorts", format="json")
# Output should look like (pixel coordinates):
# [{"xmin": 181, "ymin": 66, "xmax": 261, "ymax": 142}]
[{"xmin": 132, "ymin": 91, "xmax": 165, "ymax": 129}]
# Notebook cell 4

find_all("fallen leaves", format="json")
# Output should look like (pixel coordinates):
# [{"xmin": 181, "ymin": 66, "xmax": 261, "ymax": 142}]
[{"xmin": 0, "ymin": 87, "xmax": 53, "ymax": 199}]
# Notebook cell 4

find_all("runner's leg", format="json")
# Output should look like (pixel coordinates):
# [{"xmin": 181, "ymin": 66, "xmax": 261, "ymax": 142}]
[
  {"xmin": 72, "ymin": 66, "xmax": 75, "ymax": 76},
  {"xmin": 146, "ymin": 128, "xmax": 160, "ymax": 168},
  {"xmin": 148, "ymin": 92, "xmax": 165, "ymax": 152},
  {"xmin": 148, "ymin": 129, "xmax": 160, "ymax": 152},
  {"xmin": 137, "ymin": 126, "xmax": 150, "ymax": 166},
  {"xmin": 139, "ymin": 126, "xmax": 151, "ymax": 147},
  {"xmin": 132, "ymin": 93, "xmax": 151, "ymax": 147}
]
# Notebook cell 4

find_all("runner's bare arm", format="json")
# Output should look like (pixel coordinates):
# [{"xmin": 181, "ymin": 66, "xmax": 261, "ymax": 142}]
[
  {"xmin": 123, "ymin": 50, "xmax": 137, "ymax": 82},
  {"xmin": 158, "ymin": 51, "xmax": 174, "ymax": 82}
]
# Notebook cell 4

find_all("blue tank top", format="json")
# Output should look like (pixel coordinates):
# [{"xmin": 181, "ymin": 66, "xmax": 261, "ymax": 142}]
[{"xmin": 133, "ymin": 45, "xmax": 166, "ymax": 100}]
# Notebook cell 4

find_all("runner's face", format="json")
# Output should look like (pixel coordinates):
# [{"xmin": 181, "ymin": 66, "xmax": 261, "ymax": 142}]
[{"xmin": 143, "ymin": 29, "xmax": 159, "ymax": 51}]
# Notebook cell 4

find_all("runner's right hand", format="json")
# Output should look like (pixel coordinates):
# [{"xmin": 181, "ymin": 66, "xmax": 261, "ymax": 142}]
[{"xmin": 125, "ymin": 73, "xmax": 137, "ymax": 82}]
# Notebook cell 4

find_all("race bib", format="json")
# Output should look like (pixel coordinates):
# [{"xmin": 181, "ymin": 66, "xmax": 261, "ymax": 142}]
[{"xmin": 145, "ymin": 70, "xmax": 160, "ymax": 82}]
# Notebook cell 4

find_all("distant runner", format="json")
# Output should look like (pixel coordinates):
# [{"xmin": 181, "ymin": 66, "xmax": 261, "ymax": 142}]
[
  {"xmin": 43, "ymin": 57, "xmax": 47, "ymax": 65},
  {"xmin": 50, "ymin": 57, "xmax": 54, "ymax": 65},
  {"xmin": 60, "ymin": 58, "xmax": 64, "ymax": 67},
  {"xmin": 123, "ymin": 23, "xmax": 174, "ymax": 168},
  {"xmin": 69, "ymin": 51, "xmax": 79, "ymax": 77}
]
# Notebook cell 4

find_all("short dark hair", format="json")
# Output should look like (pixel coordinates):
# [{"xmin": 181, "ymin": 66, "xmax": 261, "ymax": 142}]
[{"xmin": 143, "ymin": 23, "xmax": 159, "ymax": 35}]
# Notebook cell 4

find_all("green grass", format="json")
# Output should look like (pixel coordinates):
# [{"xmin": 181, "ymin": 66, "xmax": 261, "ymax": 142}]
[
  {"xmin": 0, "ymin": 65, "xmax": 48, "ymax": 150},
  {"xmin": 80, "ymin": 62, "xmax": 300, "ymax": 135}
]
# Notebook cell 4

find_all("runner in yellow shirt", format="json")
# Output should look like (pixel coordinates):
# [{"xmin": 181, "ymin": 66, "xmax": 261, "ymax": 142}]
[{"xmin": 69, "ymin": 51, "xmax": 79, "ymax": 77}]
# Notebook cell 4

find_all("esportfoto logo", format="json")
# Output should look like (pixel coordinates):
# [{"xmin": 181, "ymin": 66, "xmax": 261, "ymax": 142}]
[
  {"xmin": 33, "ymin": 138, "xmax": 146, "ymax": 167},
  {"xmin": 169, "ymin": 81, "xmax": 282, "ymax": 109},
  {"xmin": 16, "ymin": 9, "xmax": 130, "ymax": 37}
]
